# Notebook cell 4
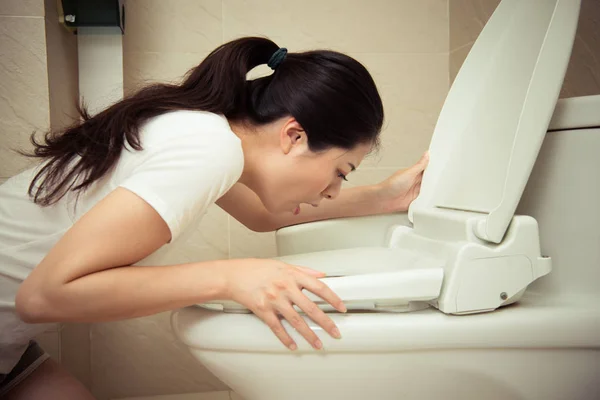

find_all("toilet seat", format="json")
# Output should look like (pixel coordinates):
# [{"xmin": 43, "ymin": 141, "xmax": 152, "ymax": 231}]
[
  {"xmin": 202, "ymin": 247, "xmax": 445, "ymax": 313},
  {"xmin": 198, "ymin": 0, "xmax": 581, "ymax": 316}
]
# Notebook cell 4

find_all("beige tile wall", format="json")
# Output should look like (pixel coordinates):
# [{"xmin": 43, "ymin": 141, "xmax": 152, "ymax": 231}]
[
  {"xmin": 449, "ymin": 0, "xmax": 600, "ymax": 97},
  {"xmin": 94, "ymin": 0, "xmax": 449, "ymax": 399},
  {"xmin": 0, "ymin": 0, "xmax": 57, "ymax": 365},
  {"xmin": 561, "ymin": 0, "xmax": 600, "ymax": 97},
  {"xmin": 0, "ymin": 0, "xmax": 49, "ymax": 181}
]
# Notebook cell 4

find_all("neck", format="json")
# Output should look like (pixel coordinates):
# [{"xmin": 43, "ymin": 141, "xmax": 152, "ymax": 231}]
[{"xmin": 228, "ymin": 120, "xmax": 261, "ymax": 189}]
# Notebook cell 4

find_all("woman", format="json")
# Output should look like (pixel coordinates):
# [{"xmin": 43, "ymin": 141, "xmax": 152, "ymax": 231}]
[{"xmin": 0, "ymin": 37, "xmax": 428, "ymax": 398}]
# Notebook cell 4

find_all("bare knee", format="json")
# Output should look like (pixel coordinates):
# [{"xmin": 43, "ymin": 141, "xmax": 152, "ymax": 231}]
[{"xmin": 4, "ymin": 358, "xmax": 95, "ymax": 400}]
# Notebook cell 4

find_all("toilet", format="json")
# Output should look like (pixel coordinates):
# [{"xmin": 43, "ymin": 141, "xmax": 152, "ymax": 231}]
[{"xmin": 171, "ymin": 1, "xmax": 600, "ymax": 399}]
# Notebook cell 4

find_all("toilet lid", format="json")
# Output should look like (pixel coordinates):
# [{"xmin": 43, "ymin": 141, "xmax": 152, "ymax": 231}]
[{"xmin": 408, "ymin": 0, "xmax": 581, "ymax": 244}]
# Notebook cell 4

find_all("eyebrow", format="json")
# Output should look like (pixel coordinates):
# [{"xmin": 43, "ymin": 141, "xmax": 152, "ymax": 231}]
[{"xmin": 348, "ymin": 163, "xmax": 356, "ymax": 172}]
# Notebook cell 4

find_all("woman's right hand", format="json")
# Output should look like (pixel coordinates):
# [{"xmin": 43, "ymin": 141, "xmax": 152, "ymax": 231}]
[{"xmin": 222, "ymin": 258, "xmax": 346, "ymax": 351}]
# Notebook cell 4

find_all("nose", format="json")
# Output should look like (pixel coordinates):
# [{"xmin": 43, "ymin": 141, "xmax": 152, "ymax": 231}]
[{"xmin": 321, "ymin": 180, "xmax": 342, "ymax": 200}]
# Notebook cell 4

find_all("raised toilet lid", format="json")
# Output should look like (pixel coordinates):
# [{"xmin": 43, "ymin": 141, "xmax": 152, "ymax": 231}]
[
  {"xmin": 198, "ymin": 0, "xmax": 581, "ymax": 314},
  {"xmin": 408, "ymin": 0, "xmax": 580, "ymax": 244}
]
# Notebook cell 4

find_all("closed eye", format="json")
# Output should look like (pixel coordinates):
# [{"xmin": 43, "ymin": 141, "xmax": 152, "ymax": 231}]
[{"xmin": 338, "ymin": 172, "xmax": 348, "ymax": 181}]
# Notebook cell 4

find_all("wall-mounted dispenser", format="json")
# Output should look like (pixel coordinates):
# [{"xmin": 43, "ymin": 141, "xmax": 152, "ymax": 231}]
[
  {"xmin": 59, "ymin": 0, "xmax": 125, "ymax": 34},
  {"xmin": 57, "ymin": 0, "xmax": 126, "ymax": 115}
]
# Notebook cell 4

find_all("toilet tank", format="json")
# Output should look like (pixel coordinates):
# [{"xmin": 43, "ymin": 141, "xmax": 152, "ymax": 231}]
[{"xmin": 517, "ymin": 95, "xmax": 600, "ymax": 300}]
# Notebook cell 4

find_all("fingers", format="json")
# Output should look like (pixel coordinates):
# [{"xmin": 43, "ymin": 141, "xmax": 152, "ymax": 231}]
[
  {"xmin": 261, "ymin": 312, "xmax": 297, "ymax": 351},
  {"xmin": 414, "ymin": 177, "xmax": 423, "ymax": 197},
  {"xmin": 408, "ymin": 151, "xmax": 430, "ymax": 176},
  {"xmin": 409, "ymin": 171, "xmax": 424, "ymax": 199},
  {"xmin": 293, "ymin": 265, "xmax": 326, "ymax": 278},
  {"xmin": 295, "ymin": 272, "xmax": 347, "ymax": 313},
  {"xmin": 277, "ymin": 302, "xmax": 325, "ymax": 350},
  {"xmin": 259, "ymin": 290, "xmax": 341, "ymax": 351},
  {"xmin": 249, "ymin": 262, "xmax": 346, "ymax": 352},
  {"xmin": 288, "ymin": 290, "xmax": 341, "ymax": 342}
]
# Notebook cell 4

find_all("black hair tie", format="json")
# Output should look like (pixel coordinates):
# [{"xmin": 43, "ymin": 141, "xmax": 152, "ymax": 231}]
[{"xmin": 268, "ymin": 48, "xmax": 288, "ymax": 70}]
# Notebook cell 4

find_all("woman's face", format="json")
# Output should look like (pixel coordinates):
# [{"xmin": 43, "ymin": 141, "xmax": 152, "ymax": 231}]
[{"xmin": 242, "ymin": 118, "xmax": 372, "ymax": 214}]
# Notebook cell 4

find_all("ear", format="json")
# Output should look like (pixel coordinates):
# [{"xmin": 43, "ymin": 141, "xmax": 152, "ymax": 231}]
[{"xmin": 279, "ymin": 117, "xmax": 307, "ymax": 155}]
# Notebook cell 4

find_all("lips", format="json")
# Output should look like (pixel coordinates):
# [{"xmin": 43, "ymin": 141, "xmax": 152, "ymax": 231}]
[{"xmin": 293, "ymin": 202, "xmax": 319, "ymax": 215}]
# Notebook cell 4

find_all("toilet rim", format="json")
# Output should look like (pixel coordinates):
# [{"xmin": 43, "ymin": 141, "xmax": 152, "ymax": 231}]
[{"xmin": 172, "ymin": 295, "xmax": 600, "ymax": 354}]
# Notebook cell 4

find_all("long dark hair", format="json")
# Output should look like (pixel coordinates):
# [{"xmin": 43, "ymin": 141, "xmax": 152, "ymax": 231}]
[{"xmin": 26, "ymin": 37, "xmax": 384, "ymax": 206}]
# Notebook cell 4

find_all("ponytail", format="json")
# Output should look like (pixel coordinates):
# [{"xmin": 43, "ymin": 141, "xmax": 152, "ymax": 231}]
[{"xmin": 25, "ymin": 37, "xmax": 278, "ymax": 205}]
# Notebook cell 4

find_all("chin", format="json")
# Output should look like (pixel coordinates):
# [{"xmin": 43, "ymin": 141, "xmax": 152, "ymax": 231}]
[{"xmin": 258, "ymin": 196, "xmax": 286, "ymax": 214}]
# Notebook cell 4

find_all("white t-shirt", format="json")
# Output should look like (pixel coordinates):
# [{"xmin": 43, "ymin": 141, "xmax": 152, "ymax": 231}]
[{"xmin": 0, "ymin": 110, "xmax": 244, "ymax": 372}]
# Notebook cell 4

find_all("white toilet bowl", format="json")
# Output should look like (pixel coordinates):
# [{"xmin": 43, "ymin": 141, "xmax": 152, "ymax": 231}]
[
  {"xmin": 172, "ymin": 0, "xmax": 600, "ymax": 400},
  {"xmin": 172, "ymin": 95, "xmax": 600, "ymax": 399}
]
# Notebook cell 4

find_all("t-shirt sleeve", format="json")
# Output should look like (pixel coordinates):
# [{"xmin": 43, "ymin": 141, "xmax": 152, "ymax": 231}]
[{"xmin": 118, "ymin": 132, "xmax": 243, "ymax": 242}]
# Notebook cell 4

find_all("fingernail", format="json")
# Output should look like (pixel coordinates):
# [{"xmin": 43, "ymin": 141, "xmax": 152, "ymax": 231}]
[
  {"xmin": 332, "ymin": 327, "xmax": 341, "ymax": 339},
  {"xmin": 339, "ymin": 303, "xmax": 347, "ymax": 313},
  {"xmin": 314, "ymin": 340, "xmax": 323, "ymax": 350},
  {"xmin": 289, "ymin": 343, "xmax": 297, "ymax": 351}
]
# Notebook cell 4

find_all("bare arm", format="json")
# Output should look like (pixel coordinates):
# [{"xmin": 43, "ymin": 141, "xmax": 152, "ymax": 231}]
[
  {"xmin": 16, "ymin": 187, "xmax": 344, "ymax": 350},
  {"xmin": 219, "ymin": 153, "xmax": 428, "ymax": 232},
  {"xmin": 16, "ymin": 188, "xmax": 230, "ymax": 322},
  {"xmin": 217, "ymin": 182, "xmax": 389, "ymax": 232}
]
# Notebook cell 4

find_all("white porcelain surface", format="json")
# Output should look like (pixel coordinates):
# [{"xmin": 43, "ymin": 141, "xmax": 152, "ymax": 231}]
[
  {"xmin": 276, "ymin": 213, "xmax": 407, "ymax": 256},
  {"xmin": 194, "ymin": 347, "xmax": 598, "ymax": 400},
  {"xmin": 174, "ymin": 295, "xmax": 599, "ymax": 400}
]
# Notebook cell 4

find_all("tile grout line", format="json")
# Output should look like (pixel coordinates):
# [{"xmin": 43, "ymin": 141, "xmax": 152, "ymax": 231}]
[
  {"xmin": 449, "ymin": 41, "xmax": 475, "ymax": 54},
  {"xmin": 447, "ymin": 0, "xmax": 451, "ymax": 87},
  {"xmin": 221, "ymin": 0, "xmax": 224, "ymax": 45},
  {"xmin": 0, "ymin": 15, "xmax": 44, "ymax": 19}
]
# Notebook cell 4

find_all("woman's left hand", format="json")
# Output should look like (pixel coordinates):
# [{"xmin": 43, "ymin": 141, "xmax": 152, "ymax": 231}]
[{"xmin": 378, "ymin": 151, "xmax": 429, "ymax": 213}]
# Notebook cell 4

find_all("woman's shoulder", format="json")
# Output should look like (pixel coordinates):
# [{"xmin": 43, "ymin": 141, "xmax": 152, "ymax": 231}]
[
  {"xmin": 143, "ymin": 110, "xmax": 232, "ymax": 136},
  {"xmin": 139, "ymin": 110, "xmax": 240, "ymax": 152}
]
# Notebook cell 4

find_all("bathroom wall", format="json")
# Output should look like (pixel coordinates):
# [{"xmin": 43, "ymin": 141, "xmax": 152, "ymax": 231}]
[
  {"xmin": 92, "ymin": 1, "xmax": 449, "ymax": 399},
  {"xmin": 0, "ymin": 0, "xmax": 54, "ymax": 380},
  {"xmin": 0, "ymin": 0, "xmax": 49, "ymax": 182},
  {"xmin": 0, "ymin": 0, "xmax": 88, "ymax": 389},
  {"xmin": 449, "ymin": 0, "xmax": 600, "ymax": 96}
]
